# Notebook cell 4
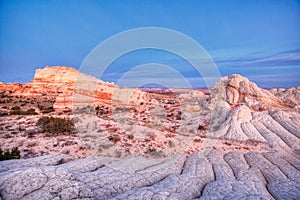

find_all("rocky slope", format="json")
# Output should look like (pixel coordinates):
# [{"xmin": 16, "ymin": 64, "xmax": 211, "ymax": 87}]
[
  {"xmin": 0, "ymin": 68, "xmax": 299, "ymax": 199},
  {"xmin": 269, "ymin": 87, "xmax": 300, "ymax": 112}
]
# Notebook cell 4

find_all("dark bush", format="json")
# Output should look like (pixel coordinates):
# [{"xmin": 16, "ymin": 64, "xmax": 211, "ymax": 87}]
[
  {"xmin": 198, "ymin": 125, "xmax": 208, "ymax": 131},
  {"xmin": 11, "ymin": 106, "xmax": 20, "ymax": 111},
  {"xmin": 9, "ymin": 107, "xmax": 37, "ymax": 115},
  {"xmin": 0, "ymin": 147, "xmax": 21, "ymax": 161},
  {"xmin": 37, "ymin": 116, "xmax": 75, "ymax": 136},
  {"xmin": 127, "ymin": 134, "xmax": 134, "ymax": 139},
  {"xmin": 74, "ymin": 106, "xmax": 94, "ymax": 114},
  {"xmin": 108, "ymin": 135, "xmax": 121, "ymax": 143},
  {"xmin": 9, "ymin": 109, "xmax": 23, "ymax": 115},
  {"xmin": 40, "ymin": 106, "xmax": 55, "ymax": 114},
  {"xmin": 24, "ymin": 108, "xmax": 37, "ymax": 115},
  {"xmin": 0, "ymin": 112, "xmax": 8, "ymax": 117}
]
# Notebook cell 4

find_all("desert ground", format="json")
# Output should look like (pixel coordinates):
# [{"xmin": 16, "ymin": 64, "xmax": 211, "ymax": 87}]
[{"xmin": 0, "ymin": 66, "xmax": 299, "ymax": 199}]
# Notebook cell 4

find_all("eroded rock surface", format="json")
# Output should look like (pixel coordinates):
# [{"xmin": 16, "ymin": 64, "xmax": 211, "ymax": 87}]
[
  {"xmin": 1, "ymin": 70, "xmax": 300, "ymax": 199},
  {"xmin": 0, "ymin": 149, "xmax": 299, "ymax": 200},
  {"xmin": 270, "ymin": 87, "xmax": 300, "ymax": 107}
]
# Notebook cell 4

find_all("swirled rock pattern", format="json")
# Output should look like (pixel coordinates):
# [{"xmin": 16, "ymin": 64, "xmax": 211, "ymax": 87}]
[
  {"xmin": 1, "ymin": 148, "xmax": 299, "ymax": 199},
  {"xmin": 0, "ymin": 69, "xmax": 299, "ymax": 199}
]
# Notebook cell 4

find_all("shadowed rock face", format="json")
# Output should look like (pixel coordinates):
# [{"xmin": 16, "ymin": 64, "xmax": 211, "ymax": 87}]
[{"xmin": 0, "ymin": 68, "xmax": 299, "ymax": 199}]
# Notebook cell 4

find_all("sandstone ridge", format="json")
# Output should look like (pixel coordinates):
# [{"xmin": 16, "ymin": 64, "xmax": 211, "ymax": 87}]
[{"xmin": 0, "ymin": 67, "xmax": 299, "ymax": 199}]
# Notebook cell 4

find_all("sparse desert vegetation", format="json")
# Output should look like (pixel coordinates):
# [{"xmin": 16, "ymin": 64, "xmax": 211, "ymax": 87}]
[
  {"xmin": 1, "ymin": 0, "xmax": 299, "ymax": 197},
  {"xmin": 36, "ymin": 116, "xmax": 75, "ymax": 136},
  {"xmin": 0, "ymin": 67, "xmax": 299, "ymax": 199},
  {"xmin": 0, "ymin": 147, "xmax": 20, "ymax": 161},
  {"xmin": 9, "ymin": 106, "xmax": 37, "ymax": 115}
]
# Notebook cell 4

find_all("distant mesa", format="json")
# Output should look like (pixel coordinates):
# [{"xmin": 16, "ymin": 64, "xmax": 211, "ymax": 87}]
[{"xmin": 0, "ymin": 66, "xmax": 155, "ymax": 111}]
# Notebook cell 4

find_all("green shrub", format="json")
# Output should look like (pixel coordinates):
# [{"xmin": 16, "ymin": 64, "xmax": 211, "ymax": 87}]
[
  {"xmin": 0, "ymin": 147, "xmax": 21, "ymax": 161},
  {"xmin": 37, "ymin": 116, "xmax": 75, "ymax": 136}
]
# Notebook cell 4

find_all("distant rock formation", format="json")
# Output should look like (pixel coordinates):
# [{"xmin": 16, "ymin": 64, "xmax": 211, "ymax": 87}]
[
  {"xmin": 0, "ymin": 66, "xmax": 155, "ymax": 111},
  {"xmin": 210, "ymin": 74, "xmax": 292, "ymax": 111},
  {"xmin": 0, "ymin": 67, "xmax": 299, "ymax": 199},
  {"xmin": 208, "ymin": 74, "xmax": 295, "ymax": 131},
  {"xmin": 269, "ymin": 87, "xmax": 300, "ymax": 112}
]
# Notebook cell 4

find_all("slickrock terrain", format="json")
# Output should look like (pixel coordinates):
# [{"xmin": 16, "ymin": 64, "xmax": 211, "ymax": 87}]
[
  {"xmin": 0, "ymin": 67, "xmax": 299, "ymax": 199},
  {"xmin": 270, "ymin": 87, "xmax": 300, "ymax": 112}
]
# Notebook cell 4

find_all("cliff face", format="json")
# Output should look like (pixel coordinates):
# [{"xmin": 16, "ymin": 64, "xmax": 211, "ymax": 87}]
[
  {"xmin": 33, "ymin": 66, "xmax": 81, "ymax": 83},
  {"xmin": 0, "ymin": 66, "xmax": 154, "ymax": 111},
  {"xmin": 0, "ymin": 66, "xmax": 80, "ymax": 97}
]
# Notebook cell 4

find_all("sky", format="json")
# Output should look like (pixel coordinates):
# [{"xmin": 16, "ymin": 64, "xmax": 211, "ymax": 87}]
[{"xmin": 0, "ymin": 0, "xmax": 299, "ymax": 88}]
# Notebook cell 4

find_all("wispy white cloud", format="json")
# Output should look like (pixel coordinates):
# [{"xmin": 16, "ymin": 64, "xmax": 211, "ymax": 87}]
[{"xmin": 214, "ymin": 48, "xmax": 300, "ymax": 67}]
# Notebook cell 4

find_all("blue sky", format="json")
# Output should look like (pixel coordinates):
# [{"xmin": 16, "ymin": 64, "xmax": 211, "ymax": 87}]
[{"xmin": 0, "ymin": 0, "xmax": 299, "ymax": 88}]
